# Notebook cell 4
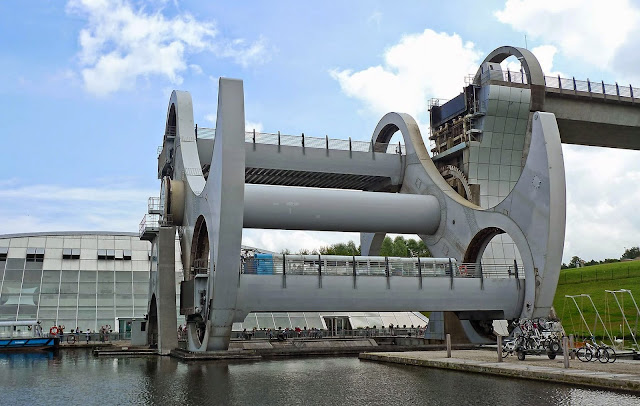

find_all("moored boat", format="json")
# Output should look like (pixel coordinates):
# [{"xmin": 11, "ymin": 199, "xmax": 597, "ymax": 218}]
[{"xmin": 0, "ymin": 320, "xmax": 58, "ymax": 351}]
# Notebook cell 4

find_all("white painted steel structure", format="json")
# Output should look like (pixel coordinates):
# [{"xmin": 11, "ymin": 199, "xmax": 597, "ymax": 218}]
[{"xmin": 146, "ymin": 46, "xmax": 568, "ymax": 353}]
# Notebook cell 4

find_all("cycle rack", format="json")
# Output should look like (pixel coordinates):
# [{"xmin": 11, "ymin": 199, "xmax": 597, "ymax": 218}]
[
  {"xmin": 605, "ymin": 289, "xmax": 640, "ymax": 350},
  {"xmin": 565, "ymin": 294, "xmax": 615, "ymax": 346}
]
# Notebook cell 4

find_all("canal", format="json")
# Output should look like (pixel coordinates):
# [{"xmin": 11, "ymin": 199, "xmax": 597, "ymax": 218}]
[{"xmin": 1, "ymin": 350, "xmax": 639, "ymax": 405}]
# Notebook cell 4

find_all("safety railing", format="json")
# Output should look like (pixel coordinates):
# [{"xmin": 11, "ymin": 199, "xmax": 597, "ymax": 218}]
[
  {"xmin": 196, "ymin": 128, "xmax": 406, "ymax": 155},
  {"xmin": 241, "ymin": 254, "xmax": 523, "ymax": 279},
  {"xmin": 479, "ymin": 69, "xmax": 640, "ymax": 100},
  {"xmin": 139, "ymin": 214, "xmax": 160, "ymax": 238},
  {"xmin": 148, "ymin": 197, "xmax": 162, "ymax": 214},
  {"xmin": 231, "ymin": 327, "xmax": 429, "ymax": 340}
]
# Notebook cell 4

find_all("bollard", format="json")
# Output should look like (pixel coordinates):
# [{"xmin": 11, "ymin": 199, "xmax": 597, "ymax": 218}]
[
  {"xmin": 497, "ymin": 335, "xmax": 503, "ymax": 363},
  {"xmin": 446, "ymin": 334, "xmax": 451, "ymax": 358},
  {"xmin": 563, "ymin": 336, "xmax": 570, "ymax": 369},
  {"xmin": 569, "ymin": 334, "xmax": 575, "ymax": 360}
]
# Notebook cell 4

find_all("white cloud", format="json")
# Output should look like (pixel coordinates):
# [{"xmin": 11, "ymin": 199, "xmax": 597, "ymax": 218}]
[
  {"xmin": 562, "ymin": 145, "xmax": 640, "ymax": 262},
  {"xmin": 330, "ymin": 29, "xmax": 482, "ymax": 133},
  {"xmin": 189, "ymin": 64, "xmax": 203, "ymax": 75},
  {"xmin": 495, "ymin": 0, "xmax": 640, "ymax": 75},
  {"xmin": 243, "ymin": 229, "xmax": 359, "ymax": 254},
  {"xmin": 245, "ymin": 121, "xmax": 263, "ymax": 133},
  {"xmin": 500, "ymin": 45, "xmax": 563, "ymax": 78},
  {"xmin": 204, "ymin": 113, "xmax": 216, "ymax": 124},
  {"xmin": 0, "ymin": 182, "xmax": 154, "ymax": 235},
  {"xmin": 66, "ymin": 0, "xmax": 269, "ymax": 96}
]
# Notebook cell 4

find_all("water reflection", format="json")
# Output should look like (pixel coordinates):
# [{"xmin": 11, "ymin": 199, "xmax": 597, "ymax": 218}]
[{"xmin": 0, "ymin": 350, "xmax": 638, "ymax": 405}]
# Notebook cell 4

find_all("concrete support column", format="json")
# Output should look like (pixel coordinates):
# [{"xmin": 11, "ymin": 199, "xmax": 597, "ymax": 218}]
[
  {"xmin": 563, "ymin": 336, "xmax": 570, "ymax": 368},
  {"xmin": 156, "ymin": 226, "xmax": 178, "ymax": 355}
]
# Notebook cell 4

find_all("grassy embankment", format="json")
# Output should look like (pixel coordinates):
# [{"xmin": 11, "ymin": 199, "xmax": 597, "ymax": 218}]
[{"xmin": 553, "ymin": 261, "xmax": 640, "ymax": 344}]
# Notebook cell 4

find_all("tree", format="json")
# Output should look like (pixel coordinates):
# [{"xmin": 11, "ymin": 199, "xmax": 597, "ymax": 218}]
[
  {"xmin": 319, "ymin": 241, "xmax": 360, "ymax": 255},
  {"xmin": 621, "ymin": 246, "xmax": 640, "ymax": 260},
  {"xmin": 284, "ymin": 237, "xmax": 431, "ymax": 258},
  {"xmin": 568, "ymin": 256, "xmax": 583, "ymax": 269},
  {"xmin": 407, "ymin": 238, "xmax": 432, "ymax": 257}
]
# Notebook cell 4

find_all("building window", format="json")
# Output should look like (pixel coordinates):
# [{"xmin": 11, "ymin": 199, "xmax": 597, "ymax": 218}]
[
  {"xmin": 63, "ymin": 248, "xmax": 80, "ymax": 259},
  {"xmin": 98, "ymin": 249, "xmax": 128, "ymax": 260},
  {"xmin": 26, "ymin": 247, "xmax": 45, "ymax": 262},
  {"xmin": 0, "ymin": 247, "xmax": 7, "ymax": 260}
]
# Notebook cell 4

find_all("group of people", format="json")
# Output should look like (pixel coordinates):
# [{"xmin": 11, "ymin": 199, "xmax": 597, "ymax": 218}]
[{"xmin": 46, "ymin": 324, "xmax": 113, "ymax": 343}]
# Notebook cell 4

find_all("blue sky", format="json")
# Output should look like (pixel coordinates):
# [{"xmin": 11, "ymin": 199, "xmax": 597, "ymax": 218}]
[{"xmin": 2, "ymin": 0, "xmax": 640, "ymax": 263}]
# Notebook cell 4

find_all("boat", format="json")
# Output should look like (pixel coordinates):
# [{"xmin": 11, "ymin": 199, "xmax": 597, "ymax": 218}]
[{"xmin": 0, "ymin": 320, "xmax": 58, "ymax": 351}]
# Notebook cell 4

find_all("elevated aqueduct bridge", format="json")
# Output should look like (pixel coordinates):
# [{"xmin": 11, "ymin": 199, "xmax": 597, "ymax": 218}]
[{"xmin": 140, "ymin": 46, "xmax": 640, "ymax": 353}]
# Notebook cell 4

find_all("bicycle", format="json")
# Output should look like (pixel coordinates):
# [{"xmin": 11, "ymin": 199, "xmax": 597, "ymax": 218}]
[{"xmin": 576, "ymin": 338, "xmax": 616, "ymax": 363}]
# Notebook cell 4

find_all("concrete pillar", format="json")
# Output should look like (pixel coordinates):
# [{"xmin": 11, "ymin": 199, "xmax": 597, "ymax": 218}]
[
  {"xmin": 446, "ymin": 334, "xmax": 452, "ymax": 358},
  {"xmin": 156, "ymin": 226, "xmax": 178, "ymax": 355},
  {"xmin": 497, "ymin": 335, "xmax": 503, "ymax": 363}
]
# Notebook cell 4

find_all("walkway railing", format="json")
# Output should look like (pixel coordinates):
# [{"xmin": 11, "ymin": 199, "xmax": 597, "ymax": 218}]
[
  {"xmin": 241, "ymin": 254, "xmax": 523, "ymax": 279},
  {"xmin": 196, "ymin": 127, "xmax": 406, "ymax": 155},
  {"xmin": 478, "ymin": 69, "xmax": 640, "ymax": 100}
]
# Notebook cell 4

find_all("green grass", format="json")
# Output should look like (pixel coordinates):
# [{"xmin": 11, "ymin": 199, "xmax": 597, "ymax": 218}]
[{"xmin": 553, "ymin": 261, "xmax": 640, "ymax": 344}]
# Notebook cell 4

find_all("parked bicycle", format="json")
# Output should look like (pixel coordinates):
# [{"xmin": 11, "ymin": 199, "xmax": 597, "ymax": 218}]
[
  {"xmin": 502, "ymin": 318, "xmax": 563, "ymax": 360},
  {"xmin": 576, "ymin": 337, "xmax": 616, "ymax": 363}
]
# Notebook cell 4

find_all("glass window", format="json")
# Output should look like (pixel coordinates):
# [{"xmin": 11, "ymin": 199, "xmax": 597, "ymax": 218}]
[
  {"xmin": 255, "ymin": 314, "xmax": 275, "ymax": 330},
  {"xmin": 115, "ymin": 272, "xmax": 131, "ymax": 283},
  {"xmin": 97, "ymin": 309, "xmax": 115, "ymax": 318},
  {"xmin": 133, "ymin": 307, "xmax": 147, "ymax": 317},
  {"xmin": 61, "ymin": 270, "xmax": 79, "ymax": 282},
  {"xmin": 97, "ymin": 319, "xmax": 115, "ymax": 330},
  {"xmin": 116, "ymin": 308, "xmax": 132, "ymax": 318},
  {"xmin": 4, "ymin": 260, "xmax": 24, "ymax": 273},
  {"xmin": 58, "ymin": 308, "xmax": 77, "ymax": 319},
  {"xmin": 0, "ymin": 305, "xmax": 18, "ymax": 321},
  {"xmin": 60, "ymin": 283, "xmax": 79, "ymax": 294},
  {"xmin": 97, "ymin": 271, "xmax": 114, "ymax": 283},
  {"xmin": 79, "ymin": 271, "xmax": 97, "ymax": 282},
  {"xmin": 59, "ymin": 294, "xmax": 77, "ymax": 307},
  {"xmin": 241, "ymin": 314, "xmax": 258, "ymax": 330},
  {"xmin": 17, "ymin": 309, "xmax": 38, "ymax": 320},
  {"xmin": 115, "ymin": 282, "xmax": 131, "ymax": 295},
  {"xmin": 23, "ymin": 269, "xmax": 42, "ymax": 284},
  {"xmin": 79, "ymin": 282, "xmax": 96, "ymax": 295},
  {"xmin": 302, "ymin": 313, "xmax": 325, "ymax": 329},
  {"xmin": 115, "ymin": 294, "xmax": 133, "ymax": 306},
  {"xmin": 18, "ymin": 287, "xmax": 39, "ymax": 307},
  {"xmin": 97, "ymin": 295, "xmax": 114, "ymax": 306},
  {"xmin": 289, "ymin": 317, "xmax": 306, "ymax": 329},
  {"xmin": 39, "ymin": 295, "xmax": 59, "ymax": 307},
  {"xmin": 25, "ymin": 261, "xmax": 43, "ymax": 270},
  {"xmin": 38, "ymin": 308, "xmax": 58, "ymax": 318},
  {"xmin": 78, "ymin": 294, "xmax": 96, "ymax": 307},
  {"xmin": 77, "ymin": 309, "xmax": 96, "ymax": 320},
  {"xmin": 133, "ymin": 273, "xmax": 148, "ymax": 282},
  {"xmin": 132, "ymin": 283, "xmax": 147, "ymax": 294},
  {"xmin": 1, "ymin": 280, "xmax": 21, "ymax": 304}
]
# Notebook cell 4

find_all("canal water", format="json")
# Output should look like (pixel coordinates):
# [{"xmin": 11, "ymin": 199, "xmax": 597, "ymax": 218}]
[{"xmin": 1, "ymin": 350, "xmax": 639, "ymax": 405}]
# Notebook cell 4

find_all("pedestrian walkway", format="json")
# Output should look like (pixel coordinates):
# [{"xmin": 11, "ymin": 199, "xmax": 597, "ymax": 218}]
[{"xmin": 360, "ymin": 350, "xmax": 640, "ymax": 393}]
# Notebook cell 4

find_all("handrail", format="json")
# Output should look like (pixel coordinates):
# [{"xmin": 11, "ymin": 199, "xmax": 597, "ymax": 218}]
[
  {"xmin": 196, "ymin": 128, "xmax": 406, "ymax": 155},
  {"xmin": 241, "ymin": 255, "xmax": 523, "ymax": 279},
  {"xmin": 478, "ymin": 69, "xmax": 640, "ymax": 101}
]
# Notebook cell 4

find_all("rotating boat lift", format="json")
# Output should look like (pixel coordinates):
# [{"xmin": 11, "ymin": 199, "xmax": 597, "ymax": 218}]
[{"xmin": 144, "ymin": 46, "xmax": 566, "ymax": 354}]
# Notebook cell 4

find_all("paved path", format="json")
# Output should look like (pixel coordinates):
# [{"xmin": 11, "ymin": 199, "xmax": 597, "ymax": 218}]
[{"xmin": 360, "ymin": 350, "xmax": 640, "ymax": 393}]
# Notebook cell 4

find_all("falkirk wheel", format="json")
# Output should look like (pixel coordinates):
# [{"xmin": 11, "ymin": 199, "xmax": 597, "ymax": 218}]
[{"xmin": 144, "ymin": 46, "xmax": 565, "ymax": 354}]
